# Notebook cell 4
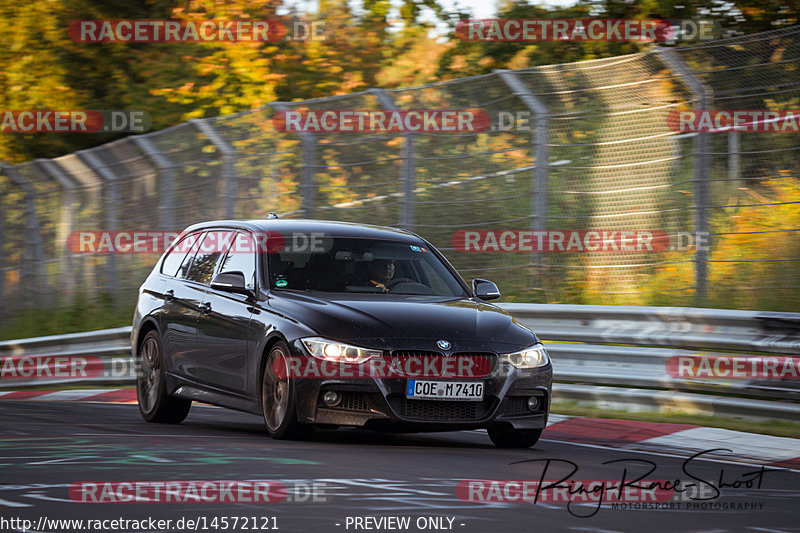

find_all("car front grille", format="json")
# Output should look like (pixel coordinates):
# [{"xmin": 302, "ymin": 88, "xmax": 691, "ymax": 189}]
[
  {"xmin": 404, "ymin": 400, "xmax": 478, "ymax": 421},
  {"xmin": 390, "ymin": 350, "xmax": 497, "ymax": 377},
  {"xmin": 400, "ymin": 398, "xmax": 496, "ymax": 422}
]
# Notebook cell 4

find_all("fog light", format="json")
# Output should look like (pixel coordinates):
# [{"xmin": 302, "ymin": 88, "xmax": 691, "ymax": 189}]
[
  {"xmin": 322, "ymin": 391, "xmax": 341, "ymax": 407},
  {"xmin": 527, "ymin": 396, "xmax": 540, "ymax": 411}
]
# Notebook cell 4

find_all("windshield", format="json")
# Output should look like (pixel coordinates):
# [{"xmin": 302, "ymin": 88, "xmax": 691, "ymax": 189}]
[{"xmin": 267, "ymin": 237, "xmax": 467, "ymax": 297}]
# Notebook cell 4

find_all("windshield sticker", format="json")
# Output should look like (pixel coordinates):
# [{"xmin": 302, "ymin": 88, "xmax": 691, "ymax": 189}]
[
  {"xmin": 275, "ymin": 279, "xmax": 288, "ymax": 288},
  {"xmin": 410, "ymin": 245, "xmax": 428, "ymax": 253}
]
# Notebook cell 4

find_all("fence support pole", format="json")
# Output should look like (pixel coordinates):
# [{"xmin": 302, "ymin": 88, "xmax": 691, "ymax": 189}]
[
  {"xmin": 497, "ymin": 70, "xmax": 550, "ymax": 295},
  {"xmin": 729, "ymin": 130, "xmax": 741, "ymax": 188},
  {"xmin": 1, "ymin": 163, "xmax": 47, "ymax": 304},
  {"xmin": 274, "ymin": 103, "xmax": 316, "ymax": 218},
  {"xmin": 0, "ymin": 175, "xmax": 4, "ymax": 312},
  {"xmin": 369, "ymin": 88, "xmax": 416, "ymax": 231},
  {"xmin": 190, "ymin": 119, "xmax": 236, "ymax": 219},
  {"xmin": 76, "ymin": 150, "xmax": 119, "ymax": 307},
  {"xmin": 35, "ymin": 159, "xmax": 78, "ymax": 297},
  {"xmin": 131, "ymin": 136, "xmax": 175, "ymax": 230},
  {"xmin": 656, "ymin": 49, "xmax": 714, "ymax": 306}
]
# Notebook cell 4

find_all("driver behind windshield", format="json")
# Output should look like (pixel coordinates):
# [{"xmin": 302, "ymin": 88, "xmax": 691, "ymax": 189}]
[{"xmin": 368, "ymin": 259, "xmax": 395, "ymax": 292}]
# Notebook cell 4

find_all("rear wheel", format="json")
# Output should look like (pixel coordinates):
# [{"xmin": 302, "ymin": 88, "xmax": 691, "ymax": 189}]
[
  {"xmin": 487, "ymin": 426, "xmax": 542, "ymax": 448},
  {"xmin": 261, "ymin": 342, "xmax": 314, "ymax": 440},
  {"xmin": 136, "ymin": 330, "xmax": 191, "ymax": 423}
]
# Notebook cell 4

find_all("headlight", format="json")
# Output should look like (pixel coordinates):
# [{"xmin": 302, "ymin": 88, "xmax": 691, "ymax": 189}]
[
  {"xmin": 301, "ymin": 337, "xmax": 382, "ymax": 364},
  {"xmin": 501, "ymin": 343, "xmax": 550, "ymax": 369}
]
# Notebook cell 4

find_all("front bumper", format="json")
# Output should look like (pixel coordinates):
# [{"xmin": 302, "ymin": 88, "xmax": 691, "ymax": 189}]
[{"xmin": 291, "ymin": 340, "xmax": 552, "ymax": 431}]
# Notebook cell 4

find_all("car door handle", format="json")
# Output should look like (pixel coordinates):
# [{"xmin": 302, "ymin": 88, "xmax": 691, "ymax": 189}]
[
  {"xmin": 200, "ymin": 302, "xmax": 212, "ymax": 314},
  {"xmin": 164, "ymin": 290, "xmax": 174, "ymax": 301}
]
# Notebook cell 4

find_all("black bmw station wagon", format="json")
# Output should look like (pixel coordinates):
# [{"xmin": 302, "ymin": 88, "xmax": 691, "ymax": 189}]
[{"xmin": 131, "ymin": 219, "xmax": 552, "ymax": 447}]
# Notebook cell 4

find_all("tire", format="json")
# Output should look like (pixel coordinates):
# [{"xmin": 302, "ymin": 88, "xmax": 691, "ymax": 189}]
[
  {"xmin": 261, "ymin": 342, "xmax": 314, "ymax": 440},
  {"xmin": 136, "ymin": 330, "xmax": 191, "ymax": 423},
  {"xmin": 488, "ymin": 426, "xmax": 543, "ymax": 448}
]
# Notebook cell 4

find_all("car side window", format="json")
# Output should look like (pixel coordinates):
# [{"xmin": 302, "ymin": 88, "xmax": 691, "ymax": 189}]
[
  {"xmin": 174, "ymin": 232, "xmax": 206, "ymax": 280},
  {"xmin": 161, "ymin": 232, "xmax": 201, "ymax": 277},
  {"xmin": 185, "ymin": 230, "xmax": 234, "ymax": 285},
  {"xmin": 216, "ymin": 232, "xmax": 257, "ymax": 290}
]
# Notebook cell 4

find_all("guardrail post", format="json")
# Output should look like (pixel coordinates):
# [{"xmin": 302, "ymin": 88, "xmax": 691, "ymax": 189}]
[
  {"xmin": 1, "ymin": 163, "xmax": 47, "ymax": 303},
  {"xmin": 190, "ymin": 119, "xmax": 236, "ymax": 219},
  {"xmin": 497, "ymin": 70, "xmax": 550, "ymax": 293},
  {"xmin": 274, "ymin": 102, "xmax": 316, "ymax": 218},
  {"xmin": 655, "ymin": 48, "xmax": 714, "ymax": 306},
  {"xmin": 35, "ymin": 158, "xmax": 79, "ymax": 296},
  {"xmin": 76, "ymin": 150, "xmax": 119, "ymax": 306},
  {"xmin": 131, "ymin": 135, "xmax": 176, "ymax": 230},
  {"xmin": 369, "ymin": 88, "xmax": 416, "ymax": 230}
]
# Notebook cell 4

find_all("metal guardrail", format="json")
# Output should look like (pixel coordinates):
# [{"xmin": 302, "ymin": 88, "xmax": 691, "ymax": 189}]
[
  {"xmin": 500, "ymin": 304, "xmax": 800, "ymax": 355},
  {"xmin": 1, "ymin": 305, "xmax": 799, "ymax": 421},
  {"xmin": 0, "ymin": 327, "xmax": 132, "ymax": 389}
]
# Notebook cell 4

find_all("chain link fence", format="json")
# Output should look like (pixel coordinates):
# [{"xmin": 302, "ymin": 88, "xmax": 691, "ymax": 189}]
[{"xmin": 1, "ymin": 26, "xmax": 799, "ymax": 330}]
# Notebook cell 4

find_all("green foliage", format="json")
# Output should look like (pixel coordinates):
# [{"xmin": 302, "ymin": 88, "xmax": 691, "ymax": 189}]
[
  {"xmin": 1, "ymin": 0, "xmax": 798, "ymax": 322},
  {"xmin": 0, "ymin": 291, "xmax": 134, "ymax": 341},
  {"xmin": 437, "ymin": 0, "xmax": 799, "ymax": 76}
]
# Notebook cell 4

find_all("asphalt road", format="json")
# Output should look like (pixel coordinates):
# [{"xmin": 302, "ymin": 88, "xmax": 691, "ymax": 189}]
[{"xmin": 0, "ymin": 400, "xmax": 798, "ymax": 533}]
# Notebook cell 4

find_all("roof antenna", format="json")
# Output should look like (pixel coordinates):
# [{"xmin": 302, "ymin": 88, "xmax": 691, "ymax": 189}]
[{"xmin": 268, "ymin": 212, "xmax": 279, "ymax": 219}]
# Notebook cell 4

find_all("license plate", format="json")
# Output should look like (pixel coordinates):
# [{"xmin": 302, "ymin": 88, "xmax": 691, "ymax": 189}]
[{"xmin": 406, "ymin": 380, "xmax": 484, "ymax": 401}]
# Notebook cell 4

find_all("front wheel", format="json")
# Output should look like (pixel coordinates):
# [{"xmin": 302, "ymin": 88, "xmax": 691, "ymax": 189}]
[
  {"xmin": 136, "ymin": 330, "xmax": 191, "ymax": 423},
  {"xmin": 487, "ymin": 426, "xmax": 542, "ymax": 448},
  {"xmin": 261, "ymin": 342, "xmax": 314, "ymax": 440}
]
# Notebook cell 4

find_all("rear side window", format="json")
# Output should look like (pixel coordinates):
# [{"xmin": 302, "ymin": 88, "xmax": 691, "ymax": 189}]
[
  {"xmin": 176, "ymin": 232, "xmax": 206, "ymax": 280},
  {"xmin": 216, "ymin": 232, "xmax": 257, "ymax": 290},
  {"xmin": 185, "ymin": 230, "xmax": 235, "ymax": 285},
  {"xmin": 161, "ymin": 232, "xmax": 201, "ymax": 277}
]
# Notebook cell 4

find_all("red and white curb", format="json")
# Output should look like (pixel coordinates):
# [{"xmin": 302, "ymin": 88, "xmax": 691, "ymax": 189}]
[
  {"xmin": 0, "ymin": 388, "xmax": 137, "ymax": 403},
  {"xmin": 545, "ymin": 415, "xmax": 800, "ymax": 469},
  {"xmin": 2, "ymin": 388, "xmax": 799, "ymax": 468}
]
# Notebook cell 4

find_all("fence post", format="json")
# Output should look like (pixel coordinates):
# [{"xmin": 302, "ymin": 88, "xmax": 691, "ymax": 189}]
[
  {"xmin": 497, "ymin": 70, "xmax": 550, "ymax": 293},
  {"xmin": 729, "ymin": 130, "xmax": 741, "ymax": 187},
  {"xmin": 131, "ymin": 135, "xmax": 175, "ymax": 230},
  {"xmin": 35, "ymin": 158, "xmax": 78, "ymax": 297},
  {"xmin": 76, "ymin": 150, "xmax": 118, "ymax": 306},
  {"xmin": 655, "ymin": 49, "xmax": 714, "ymax": 306},
  {"xmin": 369, "ymin": 88, "xmax": 416, "ymax": 231},
  {"xmin": 273, "ymin": 103, "xmax": 316, "ymax": 218},
  {"xmin": 190, "ymin": 119, "xmax": 236, "ymax": 219},
  {"xmin": 1, "ymin": 163, "xmax": 47, "ymax": 303},
  {"xmin": 0, "ymin": 172, "xmax": 4, "ymax": 312}
]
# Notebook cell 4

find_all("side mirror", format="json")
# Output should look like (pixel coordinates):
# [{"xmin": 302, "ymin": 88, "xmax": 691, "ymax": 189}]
[
  {"xmin": 211, "ymin": 271, "xmax": 250, "ymax": 295},
  {"xmin": 472, "ymin": 278, "xmax": 501, "ymax": 301}
]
